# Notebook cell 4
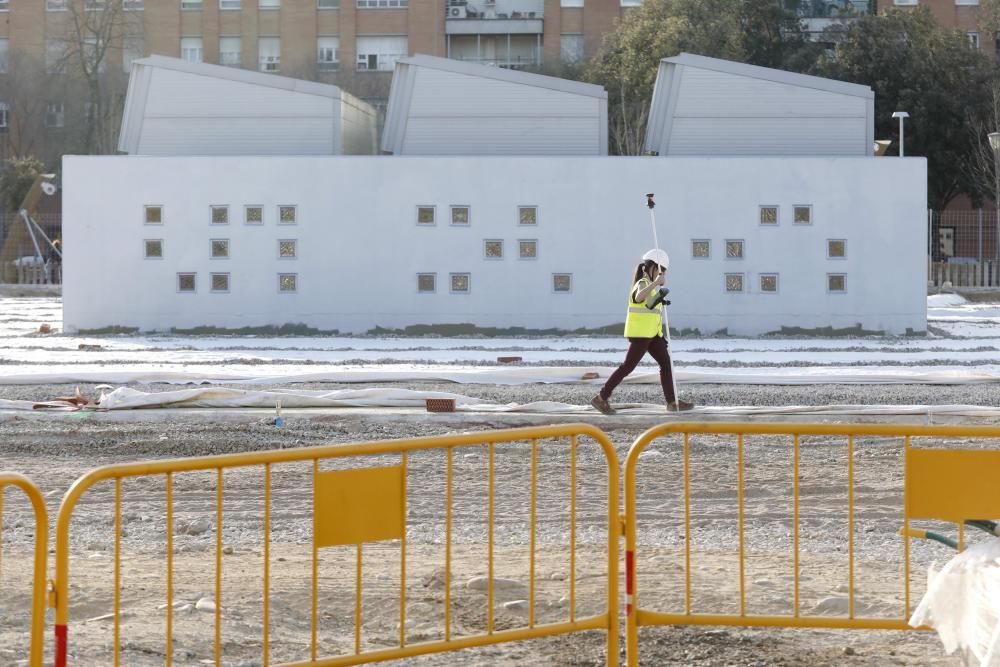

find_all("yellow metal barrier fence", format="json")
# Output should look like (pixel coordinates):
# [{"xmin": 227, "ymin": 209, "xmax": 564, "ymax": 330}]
[
  {"xmin": 0, "ymin": 472, "xmax": 49, "ymax": 667},
  {"xmin": 623, "ymin": 422, "xmax": 1000, "ymax": 667},
  {"xmin": 53, "ymin": 423, "xmax": 619, "ymax": 666}
]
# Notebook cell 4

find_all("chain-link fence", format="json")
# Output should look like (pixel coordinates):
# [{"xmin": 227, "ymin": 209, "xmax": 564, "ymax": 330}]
[
  {"xmin": 1, "ymin": 212, "xmax": 62, "ymax": 285},
  {"xmin": 928, "ymin": 210, "xmax": 1000, "ymax": 288}
]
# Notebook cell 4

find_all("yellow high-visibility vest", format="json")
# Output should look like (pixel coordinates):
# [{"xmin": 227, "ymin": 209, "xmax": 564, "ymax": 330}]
[{"xmin": 624, "ymin": 278, "xmax": 663, "ymax": 338}]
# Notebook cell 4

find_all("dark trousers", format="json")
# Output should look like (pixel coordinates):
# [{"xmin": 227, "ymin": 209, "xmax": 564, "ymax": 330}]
[{"xmin": 600, "ymin": 336, "xmax": 675, "ymax": 403}]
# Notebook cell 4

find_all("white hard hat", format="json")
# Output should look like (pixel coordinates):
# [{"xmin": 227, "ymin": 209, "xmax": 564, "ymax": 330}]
[{"xmin": 641, "ymin": 249, "xmax": 670, "ymax": 271}]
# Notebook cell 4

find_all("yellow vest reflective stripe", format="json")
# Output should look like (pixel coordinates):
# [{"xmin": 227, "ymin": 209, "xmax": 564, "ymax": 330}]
[{"xmin": 624, "ymin": 278, "xmax": 663, "ymax": 338}]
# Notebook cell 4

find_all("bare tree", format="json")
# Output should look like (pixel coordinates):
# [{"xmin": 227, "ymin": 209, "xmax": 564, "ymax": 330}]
[
  {"xmin": 0, "ymin": 50, "xmax": 52, "ymax": 160},
  {"xmin": 609, "ymin": 81, "xmax": 649, "ymax": 156},
  {"xmin": 965, "ymin": 80, "xmax": 1000, "ymax": 208}
]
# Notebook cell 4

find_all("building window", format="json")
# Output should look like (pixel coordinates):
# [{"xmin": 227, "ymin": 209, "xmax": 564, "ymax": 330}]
[
  {"xmin": 518, "ymin": 206, "xmax": 537, "ymax": 225},
  {"xmin": 0, "ymin": 39, "xmax": 8, "ymax": 73},
  {"xmin": 123, "ymin": 0, "xmax": 144, "ymax": 9},
  {"xmin": 0, "ymin": 0, "xmax": 7, "ymax": 9},
  {"xmin": 123, "ymin": 36, "xmax": 144, "ymax": 71},
  {"xmin": 691, "ymin": 240, "xmax": 710, "ymax": 259},
  {"xmin": 553, "ymin": 274, "xmax": 572, "ymax": 293},
  {"xmin": 357, "ymin": 0, "xmax": 407, "ymax": 6},
  {"xmin": 561, "ymin": 0, "xmax": 584, "ymax": 5},
  {"xmin": 279, "ymin": 205, "xmax": 297, "ymax": 224},
  {"xmin": 47, "ymin": 40, "xmax": 65, "ymax": 74},
  {"xmin": 211, "ymin": 206, "xmax": 229, "ymax": 225},
  {"xmin": 260, "ymin": 0, "xmax": 280, "ymax": 7},
  {"xmin": 0, "ymin": 102, "xmax": 7, "ymax": 133},
  {"xmin": 356, "ymin": 35, "xmax": 408, "ymax": 71},
  {"xmin": 450, "ymin": 273, "xmax": 470, "ymax": 293},
  {"xmin": 245, "ymin": 205, "xmax": 263, "ymax": 225},
  {"xmin": 560, "ymin": 34, "xmax": 584, "ymax": 63},
  {"xmin": 279, "ymin": 273, "xmax": 297, "ymax": 293},
  {"xmin": 760, "ymin": 273, "xmax": 778, "ymax": 293},
  {"xmin": 319, "ymin": 0, "xmax": 340, "ymax": 7},
  {"xmin": 893, "ymin": 0, "xmax": 917, "ymax": 5},
  {"xmin": 211, "ymin": 273, "xmax": 230, "ymax": 292},
  {"xmin": 211, "ymin": 239, "xmax": 230, "ymax": 259},
  {"xmin": 620, "ymin": 0, "xmax": 641, "ymax": 4},
  {"xmin": 417, "ymin": 273, "xmax": 435, "ymax": 293},
  {"xmin": 759, "ymin": 206, "xmax": 778, "ymax": 225},
  {"xmin": 47, "ymin": 0, "xmax": 69, "ymax": 9},
  {"xmin": 416, "ymin": 206, "xmax": 435, "ymax": 225},
  {"xmin": 46, "ymin": 102, "xmax": 65, "ymax": 128},
  {"xmin": 85, "ymin": 0, "xmax": 105, "ymax": 9},
  {"xmin": 219, "ymin": 37, "xmax": 241, "ymax": 66},
  {"xmin": 828, "ymin": 239, "xmax": 846, "ymax": 259},
  {"xmin": 259, "ymin": 37, "xmax": 280, "ymax": 72},
  {"xmin": 451, "ymin": 206, "xmax": 470, "ymax": 225},
  {"xmin": 144, "ymin": 239, "xmax": 163, "ymax": 259},
  {"xmin": 145, "ymin": 205, "xmax": 163, "ymax": 224},
  {"xmin": 83, "ymin": 38, "xmax": 106, "ymax": 73},
  {"xmin": 793, "ymin": 205, "xmax": 812, "ymax": 224},
  {"xmin": 318, "ymin": 37, "xmax": 340, "ymax": 70},
  {"xmin": 968, "ymin": 31, "xmax": 981, "ymax": 48},
  {"xmin": 220, "ymin": 0, "xmax": 241, "ymax": 8},
  {"xmin": 519, "ymin": 239, "xmax": 537, "ymax": 259},
  {"xmin": 181, "ymin": 0, "xmax": 203, "ymax": 8},
  {"xmin": 725, "ymin": 239, "xmax": 744, "ymax": 259},
  {"xmin": 725, "ymin": 273, "xmax": 744, "ymax": 293},
  {"xmin": 484, "ymin": 239, "xmax": 503, "ymax": 259},
  {"xmin": 181, "ymin": 37, "xmax": 203, "ymax": 63},
  {"xmin": 279, "ymin": 239, "xmax": 297, "ymax": 259},
  {"xmin": 178, "ymin": 273, "xmax": 197, "ymax": 293},
  {"xmin": 828, "ymin": 273, "xmax": 846, "ymax": 292},
  {"xmin": 958, "ymin": 0, "xmax": 979, "ymax": 5}
]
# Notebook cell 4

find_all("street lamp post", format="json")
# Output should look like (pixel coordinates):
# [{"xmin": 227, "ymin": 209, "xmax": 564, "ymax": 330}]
[
  {"xmin": 988, "ymin": 132, "xmax": 1000, "ymax": 269},
  {"xmin": 892, "ymin": 111, "xmax": 910, "ymax": 157}
]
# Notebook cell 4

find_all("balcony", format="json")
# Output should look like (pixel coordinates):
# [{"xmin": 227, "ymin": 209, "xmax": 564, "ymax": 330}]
[{"xmin": 446, "ymin": 0, "xmax": 544, "ymax": 35}]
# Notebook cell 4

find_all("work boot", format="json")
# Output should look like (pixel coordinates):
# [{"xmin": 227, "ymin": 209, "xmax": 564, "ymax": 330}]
[
  {"xmin": 667, "ymin": 399, "xmax": 695, "ymax": 412},
  {"xmin": 591, "ymin": 395, "xmax": 616, "ymax": 415}
]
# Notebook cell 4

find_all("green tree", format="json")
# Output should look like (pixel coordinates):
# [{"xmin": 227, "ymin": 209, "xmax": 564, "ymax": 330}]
[
  {"xmin": 819, "ymin": 8, "xmax": 997, "ymax": 209},
  {"xmin": 0, "ymin": 157, "xmax": 45, "ymax": 215}
]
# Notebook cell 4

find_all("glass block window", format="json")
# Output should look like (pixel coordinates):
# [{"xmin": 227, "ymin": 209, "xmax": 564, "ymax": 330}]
[
  {"xmin": 759, "ymin": 206, "xmax": 778, "ymax": 225},
  {"xmin": 794, "ymin": 206, "xmax": 812, "ymax": 224},
  {"xmin": 519, "ymin": 240, "xmax": 537, "ymax": 259},
  {"xmin": 279, "ymin": 239, "xmax": 297, "ymax": 258},
  {"xmin": 692, "ymin": 240, "xmax": 710, "ymax": 259},
  {"xmin": 726, "ymin": 240, "xmax": 744, "ymax": 259},
  {"xmin": 279, "ymin": 273, "xmax": 297, "ymax": 293},
  {"xmin": 245, "ymin": 206, "xmax": 263, "ymax": 225},
  {"xmin": 144, "ymin": 239, "xmax": 163, "ymax": 258},
  {"xmin": 278, "ymin": 205, "xmax": 297, "ymax": 224},
  {"xmin": 177, "ymin": 273, "xmax": 196, "ymax": 292},
  {"xmin": 417, "ymin": 273, "xmax": 435, "ymax": 293},
  {"xmin": 211, "ymin": 205, "xmax": 229, "ymax": 224},
  {"xmin": 211, "ymin": 273, "xmax": 230, "ymax": 292},
  {"xmin": 828, "ymin": 239, "xmax": 846, "ymax": 259},
  {"xmin": 828, "ymin": 274, "xmax": 846, "ymax": 292},
  {"xmin": 725, "ymin": 273, "xmax": 744, "ymax": 293},
  {"xmin": 553, "ymin": 273, "xmax": 572, "ymax": 293},
  {"xmin": 417, "ymin": 206, "xmax": 435, "ymax": 225},
  {"xmin": 450, "ymin": 273, "xmax": 470, "ymax": 293},
  {"xmin": 484, "ymin": 239, "xmax": 503, "ymax": 259},
  {"xmin": 145, "ymin": 205, "xmax": 162, "ymax": 224},
  {"xmin": 519, "ymin": 206, "xmax": 537, "ymax": 225},
  {"xmin": 760, "ymin": 274, "xmax": 778, "ymax": 293},
  {"xmin": 211, "ymin": 239, "xmax": 230, "ymax": 258},
  {"xmin": 451, "ymin": 206, "xmax": 470, "ymax": 225}
]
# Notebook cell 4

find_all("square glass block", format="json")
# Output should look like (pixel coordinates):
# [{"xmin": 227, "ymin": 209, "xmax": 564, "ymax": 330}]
[
  {"xmin": 450, "ymin": 273, "xmax": 470, "ymax": 293},
  {"xmin": 144, "ymin": 239, "xmax": 162, "ymax": 258},
  {"xmin": 726, "ymin": 240, "xmax": 744, "ymax": 259},
  {"xmin": 692, "ymin": 240, "xmax": 710, "ymax": 258},
  {"xmin": 245, "ymin": 206, "xmax": 263, "ymax": 224},
  {"xmin": 211, "ymin": 273, "xmax": 230, "ymax": 292},
  {"xmin": 828, "ymin": 239, "xmax": 846, "ymax": 258},
  {"xmin": 417, "ymin": 206, "xmax": 435, "ymax": 224},
  {"xmin": 279, "ymin": 240, "xmax": 297, "ymax": 258},
  {"xmin": 211, "ymin": 239, "xmax": 229, "ymax": 258},
  {"xmin": 760, "ymin": 274, "xmax": 778, "ymax": 292},
  {"xmin": 519, "ymin": 240, "xmax": 537, "ymax": 259},
  {"xmin": 417, "ymin": 274, "xmax": 435, "ymax": 292},
  {"xmin": 484, "ymin": 240, "xmax": 503, "ymax": 258},
  {"xmin": 451, "ymin": 206, "xmax": 470, "ymax": 225},
  {"xmin": 828, "ymin": 274, "xmax": 846, "ymax": 292},
  {"xmin": 279, "ymin": 273, "xmax": 297, "ymax": 292},
  {"xmin": 519, "ymin": 206, "xmax": 537, "ymax": 225},
  {"xmin": 553, "ymin": 274, "xmax": 572, "ymax": 292},
  {"xmin": 145, "ymin": 205, "xmax": 162, "ymax": 224},
  {"xmin": 794, "ymin": 206, "xmax": 812, "ymax": 224},
  {"xmin": 759, "ymin": 206, "xmax": 778, "ymax": 225},
  {"xmin": 725, "ymin": 273, "xmax": 744, "ymax": 292},
  {"xmin": 177, "ymin": 273, "xmax": 196, "ymax": 292},
  {"xmin": 211, "ymin": 206, "xmax": 229, "ymax": 224},
  {"xmin": 279, "ymin": 206, "xmax": 296, "ymax": 224}
]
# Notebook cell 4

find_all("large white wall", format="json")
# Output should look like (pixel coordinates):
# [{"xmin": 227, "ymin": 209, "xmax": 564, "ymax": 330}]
[{"xmin": 62, "ymin": 156, "xmax": 927, "ymax": 336}]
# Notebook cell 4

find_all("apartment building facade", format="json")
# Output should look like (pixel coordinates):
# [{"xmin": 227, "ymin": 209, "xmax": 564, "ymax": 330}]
[{"xmin": 876, "ymin": 0, "xmax": 992, "ymax": 53}]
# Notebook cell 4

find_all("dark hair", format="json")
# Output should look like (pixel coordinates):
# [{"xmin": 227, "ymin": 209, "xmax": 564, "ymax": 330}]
[{"xmin": 632, "ymin": 260, "xmax": 656, "ymax": 285}]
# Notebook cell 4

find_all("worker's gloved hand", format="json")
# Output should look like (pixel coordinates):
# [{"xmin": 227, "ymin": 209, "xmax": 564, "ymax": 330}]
[{"xmin": 651, "ymin": 287, "xmax": 670, "ymax": 308}]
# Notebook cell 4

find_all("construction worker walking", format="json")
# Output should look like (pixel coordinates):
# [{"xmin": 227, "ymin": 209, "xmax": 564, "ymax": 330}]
[{"xmin": 591, "ymin": 249, "xmax": 694, "ymax": 415}]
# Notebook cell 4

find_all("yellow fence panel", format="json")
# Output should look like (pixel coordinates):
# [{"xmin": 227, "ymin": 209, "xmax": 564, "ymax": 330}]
[
  {"xmin": 52, "ymin": 423, "xmax": 619, "ymax": 667},
  {"xmin": 623, "ymin": 422, "xmax": 1000, "ymax": 667}
]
